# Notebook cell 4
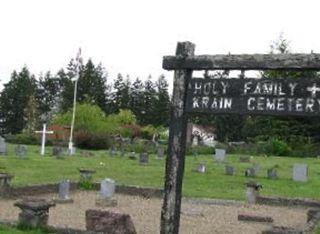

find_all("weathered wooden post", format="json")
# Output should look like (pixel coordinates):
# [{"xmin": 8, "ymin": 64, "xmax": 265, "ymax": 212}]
[{"xmin": 160, "ymin": 41, "xmax": 194, "ymax": 234}]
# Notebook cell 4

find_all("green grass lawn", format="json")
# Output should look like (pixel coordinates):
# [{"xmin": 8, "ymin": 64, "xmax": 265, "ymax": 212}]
[
  {"xmin": 0, "ymin": 225, "xmax": 49, "ymax": 234},
  {"xmin": 1, "ymin": 144, "xmax": 320, "ymax": 201}
]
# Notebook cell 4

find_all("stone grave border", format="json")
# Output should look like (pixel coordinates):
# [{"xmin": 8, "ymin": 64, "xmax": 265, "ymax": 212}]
[{"xmin": 1, "ymin": 182, "xmax": 320, "ymax": 233}]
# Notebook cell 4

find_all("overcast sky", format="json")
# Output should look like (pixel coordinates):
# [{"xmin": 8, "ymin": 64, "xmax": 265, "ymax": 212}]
[{"xmin": 1, "ymin": 0, "xmax": 320, "ymax": 88}]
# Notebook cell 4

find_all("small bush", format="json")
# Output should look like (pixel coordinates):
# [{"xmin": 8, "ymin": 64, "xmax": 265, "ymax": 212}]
[
  {"xmin": 6, "ymin": 133, "xmax": 39, "ymax": 145},
  {"xmin": 74, "ymin": 131, "xmax": 111, "ymax": 150},
  {"xmin": 186, "ymin": 145, "xmax": 214, "ymax": 155}
]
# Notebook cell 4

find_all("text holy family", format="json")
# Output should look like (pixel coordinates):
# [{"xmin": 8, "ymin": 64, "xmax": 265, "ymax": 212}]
[{"xmin": 188, "ymin": 78, "xmax": 320, "ymax": 115}]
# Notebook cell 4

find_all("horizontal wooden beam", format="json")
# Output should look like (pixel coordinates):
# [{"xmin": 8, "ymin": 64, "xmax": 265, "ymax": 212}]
[{"xmin": 163, "ymin": 53, "xmax": 320, "ymax": 71}]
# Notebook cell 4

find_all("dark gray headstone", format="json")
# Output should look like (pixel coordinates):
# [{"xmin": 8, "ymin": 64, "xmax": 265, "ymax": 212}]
[
  {"xmin": 253, "ymin": 163, "xmax": 260, "ymax": 173},
  {"xmin": 157, "ymin": 148, "xmax": 165, "ymax": 159},
  {"xmin": 0, "ymin": 137, "xmax": 7, "ymax": 155},
  {"xmin": 245, "ymin": 168, "xmax": 256, "ymax": 177},
  {"xmin": 15, "ymin": 145, "xmax": 27, "ymax": 158},
  {"xmin": 139, "ymin": 152, "xmax": 149, "ymax": 165},
  {"xmin": 109, "ymin": 146, "xmax": 117, "ymax": 157},
  {"xmin": 58, "ymin": 180, "xmax": 71, "ymax": 200},
  {"xmin": 225, "ymin": 165, "xmax": 235, "ymax": 175},
  {"xmin": 267, "ymin": 168, "xmax": 278, "ymax": 179},
  {"xmin": 52, "ymin": 146, "xmax": 64, "ymax": 157}
]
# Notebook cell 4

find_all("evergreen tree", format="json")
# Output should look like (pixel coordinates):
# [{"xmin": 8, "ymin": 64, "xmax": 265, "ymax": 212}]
[
  {"xmin": 129, "ymin": 77, "xmax": 145, "ymax": 123},
  {"xmin": 59, "ymin": 57, "xmax": 108, "ymax": 113},
  {"xmin": 112, "ymin": 73, "xmax": 131, "ymax": 112},
  {"xmin": 140, "ymin": 76, "xmax": 157, "ymax": 125},
  {"xmin": 0, "ymin": 67, "xmax": 37, "ymax": 134},
  {"xmin": 154, "ymin": 74, "xmax": 170, "ymax": 126},
  {"xmin": 58, "ymin": 68, "xmax": 74, "ymax": 112},
  {"xmin": 77, "ymin": 59, "xmax": 108, "ymax": 112},
  {"xmin": 37, "ymin": 71, "xmax": 62, "ymax": 121}
]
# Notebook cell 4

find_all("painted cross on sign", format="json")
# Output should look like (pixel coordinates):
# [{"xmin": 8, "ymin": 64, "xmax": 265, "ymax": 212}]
[{"xmin": 186, "ymin": 77, "xmax": 320, "ymax": 116}]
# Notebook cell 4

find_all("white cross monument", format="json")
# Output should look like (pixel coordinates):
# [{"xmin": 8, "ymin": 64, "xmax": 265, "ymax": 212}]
[{"xmin": 35, "ymin": 124, "xmax": 54, "ymax": 156}]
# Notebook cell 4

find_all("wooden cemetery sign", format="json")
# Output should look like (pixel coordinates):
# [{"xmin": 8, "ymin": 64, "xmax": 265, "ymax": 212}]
[
  {"xmin": 187, "ymin": 77, "xmax": 320, "ymax": 116},
  {"xmin": 160, "ymin": 41, "xmax": 320, "ymax": 234}
]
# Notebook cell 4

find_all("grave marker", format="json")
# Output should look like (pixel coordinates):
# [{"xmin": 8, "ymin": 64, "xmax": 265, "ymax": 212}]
[
  {"xmin": 214, "ymin": 148, "xmax": 227, "ymax": 162},
  {"xmin": 267, "ymin": 168, "xmax": 278, "ymax": 179},
  {"xmin": 52, "ymin": 146, "xmax": 64, "ymax": 158},
  {"xmin": 157, "ymin": 147, "xmax": 165, "ymax": 159},
  {"xmin": 96, "ymin": 178, "xmax": 117, "ymax": 207},
  {"xmin": 0, "ymin": 137, "xmax": 7, "ymax": 155},
  {"xmin": 35, "ymin": 123, "xmax": 54, "ymax": 156},
  {"xmin": 293, "ymin": 164, "xmax": 308, "ymax": 182},
  {"xmin": 197, "ymin": 163, "xmax": 206, "ymax": 173},
  {"xmin": 15, "ymin": 145, "xmax": 27, "ymax": 158},
  {"xmin": 225, "ymin": 165, "xmax": 235, "ymax": 175},
  {"xmin": 15, "ymin": 199, "xmax": 55, "ymax": 228},
  {"xmin": 54, "ymin": 180, "xmax": 73, "ymax": 203},
  {"xmin": 139, "ymin": 152, "xmax": 149, "ymax": 165}
]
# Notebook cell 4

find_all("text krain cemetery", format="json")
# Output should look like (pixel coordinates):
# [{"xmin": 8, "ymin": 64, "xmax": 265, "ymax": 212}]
[{"xmin": 187, "ymin": 77, "xmax": 320, "ymax": 116}]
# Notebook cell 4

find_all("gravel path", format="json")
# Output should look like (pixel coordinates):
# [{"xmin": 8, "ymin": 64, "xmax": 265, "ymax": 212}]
[{"xmin": 0, "ymin": 191, "xmax": 308, "ymax": 234}]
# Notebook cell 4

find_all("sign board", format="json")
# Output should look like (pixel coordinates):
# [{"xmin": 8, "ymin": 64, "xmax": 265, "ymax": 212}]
[{"xmin": 187, "ymin": 77, "xmax": 320, "ymax": 116}]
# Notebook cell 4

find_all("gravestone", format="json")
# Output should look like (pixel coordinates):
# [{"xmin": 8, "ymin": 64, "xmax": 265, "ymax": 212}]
[
  {"xmin": 192, "ymin": 136, "xmax": 199, "ymax": 146},
  {"xmin": 68, "ymin": 146, "xmax": 76, "ymax": 155},
  {"xmin": 15, "ymin": 145, "xmax": 28, "ymax": 158},
  {"xmin": 120, "ymin": 147, "xmax": 125, "ymax": 157},
  {"xmin": 54, "ymin": 180, "xmax": 73, "ymax": 203},
  {"xmin": 197, "ymin": 163, "xmax": 206, "ymax": 173},
  {"xmin": 86, "ymin": 210, "xmax": 136, "ymax": 234},
  {"xmin": 109, "ymin": 146, "xmax": 117, "ymax": 157},
  {"xmin": 245, "ymin": 181, "xmax": 262, "ymax": 204},
  {"xmin": 253, "ymin": 163, "xmax": 260, "ymax": 173},
  {"xmin": 0, "ymin": 172, "xmax": 14, "ymax": 197},
  {"xmin": 225, "ymin": 165, "xmax": 235, "ymax": 175},
  {"xmin": 14, "ymin": 198, "xmax": 55, "ymax": 228},
  {"xmin": 139, "ymin": 152, "xmax": 149, "ymax": 165},
  {"xmin": 0, "ymin": 137, "xmax": 7, "ymax": 155},
  {"xmin": 245, "ymin": 168, "xmax": 256, "ymax": 177},
  {"xmin": 214, "ymin": 148, "xmax": 226, "ymax": 162},
  {"xmin": 52, "ymin": 146, "xmax": 64, "ymax": 158},
  {"xmin": 157, "ymin": 148, "xmax": 165, "ymax": 160},
  {"xmin": 267, "ymin": 168, "xmax": 278, "ymax": 179},
  {"xmin": 293, "ymin": 164, "xmax": 308, "ymax": 182},
  {"xmin": 96, "ymin": 178, "xmax": 117, "ymax": 207}
]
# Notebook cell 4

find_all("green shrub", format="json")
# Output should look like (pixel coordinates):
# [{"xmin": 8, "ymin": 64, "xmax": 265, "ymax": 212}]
[
  {"xmin": 6, "ymin": 133, "xmax": 39, "ymax": 145},
  {"xmin": 74, "ymin": 131, "xmax": 111, "ymax": 150},
  {"xmin": 78, "ymin": 180, "xmax": 94, "ymax": 190},
  {"xmin": 186, "ymin": 145, "xmax": 214, "ymax": 155}
]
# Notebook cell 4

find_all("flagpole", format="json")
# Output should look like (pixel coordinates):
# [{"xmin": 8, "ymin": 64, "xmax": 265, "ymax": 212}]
[{"xmin": 68, "ymin": 48, "xmax": 81, "ymax": 155}]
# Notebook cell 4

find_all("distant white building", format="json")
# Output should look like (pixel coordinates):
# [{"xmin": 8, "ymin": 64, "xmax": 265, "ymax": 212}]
[{"xmin": 186, "ymin": 123, "xmax": 216, "ymax": 147}]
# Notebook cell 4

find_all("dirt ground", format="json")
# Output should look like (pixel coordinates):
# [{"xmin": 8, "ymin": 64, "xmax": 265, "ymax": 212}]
[{"xmin": 0, "ymin": 191, "xmax": 308, "ymax": 234}]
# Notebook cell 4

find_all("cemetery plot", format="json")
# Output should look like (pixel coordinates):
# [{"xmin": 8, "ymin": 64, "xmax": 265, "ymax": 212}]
[{"xmin": 0, "ymin": 191, "xmax": 308, "ymax": 234}]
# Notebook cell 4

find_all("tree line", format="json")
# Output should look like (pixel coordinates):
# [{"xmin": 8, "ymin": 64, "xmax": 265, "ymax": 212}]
[{"xmin": 0, "ymin": 57, "xmax": 170, "ymax": 135}]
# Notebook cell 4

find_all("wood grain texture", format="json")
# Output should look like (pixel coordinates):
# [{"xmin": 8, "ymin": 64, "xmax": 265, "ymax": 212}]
[
  {"xmin": 160, "ymin": 42, "xmax": 194, "ymax": 234},
  {"xmin": 163, "ymin": 53, "xmax": 320, "ymax": 70}
]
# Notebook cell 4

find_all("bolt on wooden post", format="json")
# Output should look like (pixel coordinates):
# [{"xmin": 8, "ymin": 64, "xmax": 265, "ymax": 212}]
[{"xmin": 160, "ymin": 41, "xmax": 194, "ymax": 234}]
